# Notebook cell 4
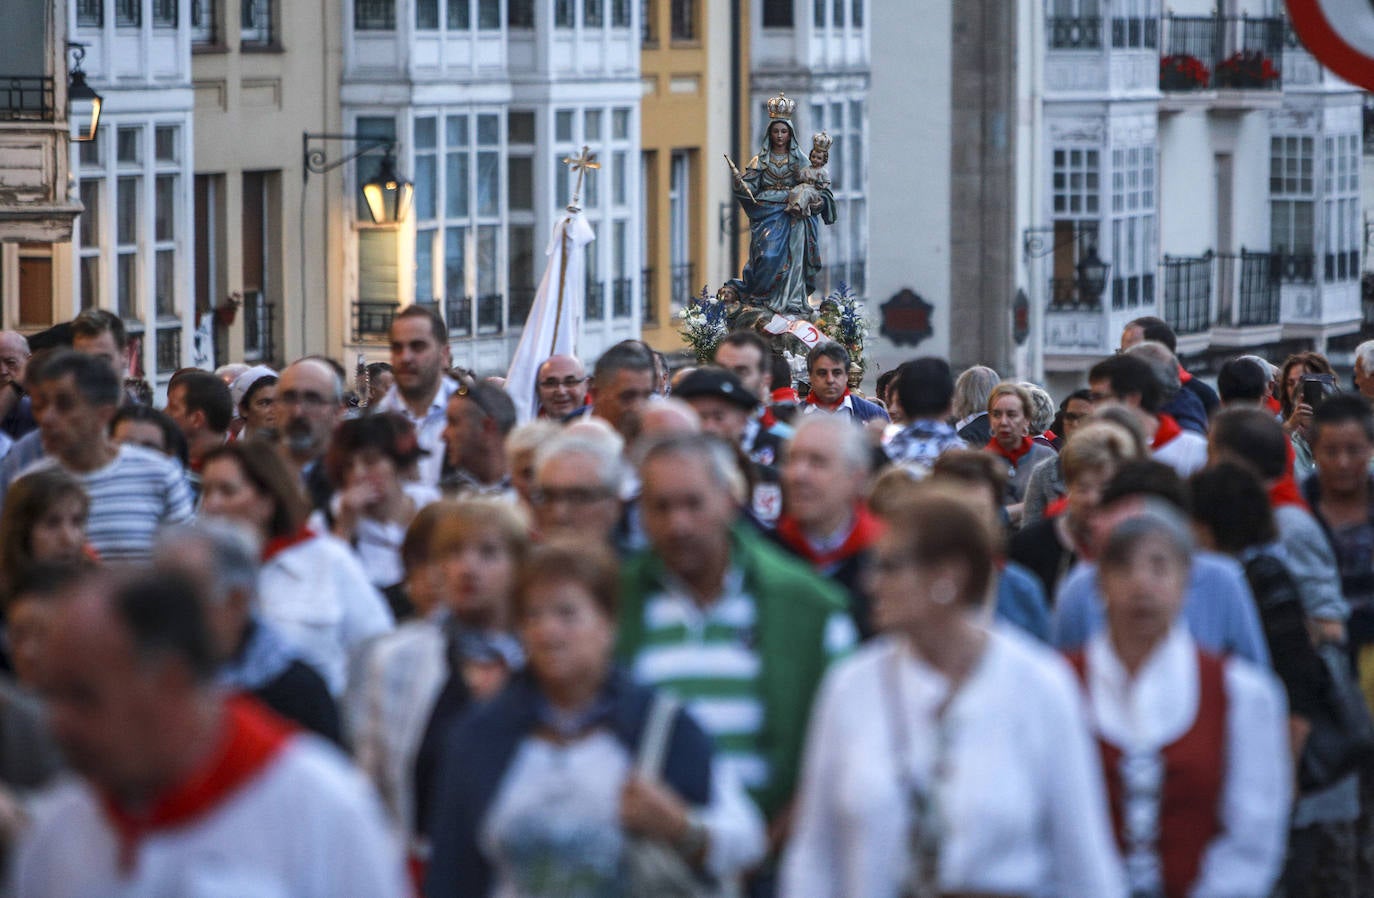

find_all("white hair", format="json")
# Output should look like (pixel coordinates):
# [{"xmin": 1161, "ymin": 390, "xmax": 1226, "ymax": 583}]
[
  {"xmin": 789, "ymin": 413, "xmax": 872, "ymax": 474},
  {"xmin": 535, "ymin": 433, "xmax": 627, "ymax": 495},
  {"xmin": 1356, "ymin": 342, "xmax": 1374, "ymax": 374}
]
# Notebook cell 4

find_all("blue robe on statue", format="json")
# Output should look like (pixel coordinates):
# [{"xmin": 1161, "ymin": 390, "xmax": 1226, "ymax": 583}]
[{"xmin": 735, "ymin": 119, "xmax": 837, "ymax": 316}]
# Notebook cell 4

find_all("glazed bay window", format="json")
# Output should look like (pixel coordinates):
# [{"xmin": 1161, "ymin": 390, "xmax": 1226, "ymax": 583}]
[
  {"xmin": 1047, "ymin": 0, "xmax": 1102, "ymax": 49},
  {"xmin": 1111, "ymin": 0, "xmax": 1158, "ymax": 49},
  {"xmin": 191, "ymin": 0, "xmax": 216, "ymax": 42},
  {"xmin": 809, "ymin": 99, "xmax": 868, "ymax": 298},
  {"xmin": 154, "ymin": 0, "xmax": 178, "ymax": 26},
  {"xmin": 1110, "ymin": 145, "xmax": 1156, "ymax": 309},
  {"xmin": 1270, "ymin": 135, "xmax": 1315, "ymax": 283},
  {"xmin": 1049, "ymin": 146, "xmax": 1103, "ymax": 307},
  {"xmin": 1323, "ymin": 133, "xmax": 1360, "ymax": 283},
  {"xmin": 116, "ymin": 0, "xmax": 140, "ymax": 26},
  {"xmin": 77, "ymin": 0, "xmax": 103, "ymax": 27},
  {"xmin": 508, "ymin": 111, "xmax": 537, "ymax": 325}
]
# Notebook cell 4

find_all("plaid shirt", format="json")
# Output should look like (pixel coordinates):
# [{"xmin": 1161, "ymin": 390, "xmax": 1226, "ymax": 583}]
[{"xmin": 884, "ymin": 419, "xmax": 967, "ymax": 476}]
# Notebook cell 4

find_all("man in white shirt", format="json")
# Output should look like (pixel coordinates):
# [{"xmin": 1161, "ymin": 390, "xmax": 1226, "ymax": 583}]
[
  {"xmin": 375, "ymin": 305, "xmax": 458, "ymax": 486},
  {"xmin": 13, "ymin": 568, "xmax": 408, "ymax": 898}
]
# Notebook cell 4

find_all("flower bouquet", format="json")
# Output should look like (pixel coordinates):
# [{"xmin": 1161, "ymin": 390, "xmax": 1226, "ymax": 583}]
[{"xmin": 679, "ymin": 286, "xmax": 730, "ymax": 363}]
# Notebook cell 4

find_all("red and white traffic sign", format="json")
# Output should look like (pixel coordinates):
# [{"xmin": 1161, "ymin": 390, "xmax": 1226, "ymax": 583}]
[{"xmin": 1287, "ymin": 0, "xmax": 1374, "ymax": 90}]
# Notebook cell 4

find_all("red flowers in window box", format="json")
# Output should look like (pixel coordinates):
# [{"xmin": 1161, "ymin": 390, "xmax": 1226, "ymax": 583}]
[
  {"xmin": 1214, "ymin": 50, "xmax": 1280, "ymax": 89},
  {"xmin": 1160, "ymin": 54, "xmax": 1210, "ymax": 90}
]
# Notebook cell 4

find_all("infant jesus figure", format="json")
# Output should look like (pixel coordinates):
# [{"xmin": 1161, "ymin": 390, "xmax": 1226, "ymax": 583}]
[{"xmin": 786, "ymin": 131, "xmax": 832, "ymax": 217}]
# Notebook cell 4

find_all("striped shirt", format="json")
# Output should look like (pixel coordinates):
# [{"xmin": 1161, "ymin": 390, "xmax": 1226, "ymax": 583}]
[
  {"xmin": 19, "ymin": 444, "xmax": 193, "ymax": 562},
  {"xmin": 630, "ymin": 568, "xmax": 855, "ymax": 794}
]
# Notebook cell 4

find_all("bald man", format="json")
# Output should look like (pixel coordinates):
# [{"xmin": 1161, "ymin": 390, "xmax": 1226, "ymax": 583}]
[
  {"xmin": 535, "ymin": 354, "xmax": 589, "ymax": 418},
  {"xmin": 275, "ymin": 359, "xmax": 347, "ymax": 509}
]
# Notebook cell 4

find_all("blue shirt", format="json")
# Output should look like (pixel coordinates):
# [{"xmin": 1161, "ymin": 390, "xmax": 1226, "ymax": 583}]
[
  {"xmin": 995, "ymin": 562, "xmax": 1051, "ymax": 644},
  {"xmin": 1052, "ymin": 551, "xmax": 1271, "ymax": 666}
]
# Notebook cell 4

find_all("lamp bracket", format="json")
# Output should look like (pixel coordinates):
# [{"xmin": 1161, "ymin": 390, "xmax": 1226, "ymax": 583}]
[{"xmin": 302, "ymin": 132, "xmax": 397, "ymax": 182}]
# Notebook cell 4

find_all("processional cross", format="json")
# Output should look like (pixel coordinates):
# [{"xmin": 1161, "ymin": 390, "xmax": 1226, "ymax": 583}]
[{"xmin": 553, "ymin": 146, "xmax": 600, "ymax": 353}]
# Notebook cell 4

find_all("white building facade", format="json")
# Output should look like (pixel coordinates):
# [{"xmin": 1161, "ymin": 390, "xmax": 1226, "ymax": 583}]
[
  {"xmin": 68, "ymin": 0, "xmax": 197, "ymax": 387},
  {"xmin": 341, "ymin": 0, "xmax": 643, "ymax": 373},
  {"xmin": 1026, "ymin": 0, "xmax": 1363, "ymax": 393}
]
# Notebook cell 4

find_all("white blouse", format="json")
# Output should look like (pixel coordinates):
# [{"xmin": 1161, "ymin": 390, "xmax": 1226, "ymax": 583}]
[
  {"xmin": 1082, "ymin": 626, "xmax": 1291, "ymax": 898},
  {"xmin": 780, "ymin": 627, "xmax": 1126, "ymax": 898}
]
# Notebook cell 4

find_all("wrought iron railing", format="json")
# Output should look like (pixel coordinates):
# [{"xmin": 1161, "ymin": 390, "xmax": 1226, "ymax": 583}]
[
  {"xmin": 0, "ymin": 77, "xmax": 54, "ymax": 122},
  {"xmin": 1237, "ymin": 251, "xmax": 1280, "ymax": 325},
  {"xmin": 353, "ymin": 301, "xmax": 397, "ymax": 342},
  {"xmin": 1273, "ymin": 251, "xmax": 1316, "ymax": 284},
  {"xmin": 156, "ymin": 327, "xmax": 182, "ymax": 373},
  {"xmin": 477, "ymin": 292, "xmax": 503, "ymax": 334},
  {"xmin": 445, "ymin": 295, "xmax": 472, "ymax": 337},
  {"xmin": 508, "ymin": 287, "xmax": 536, "ymax": 327},
  {"xmin": 355, "ymin": 0, "xmax": 396, "ymax": 29},
  {"xmin": 670, "ymin": 263, "xmax": 696, "ymax": 310},
  {"xmin": 1160, "ymin": 13, "xmax": 1284, "ymax": 91},
  {"xmin": 641, "ymin": 267, "xmax": 658, "ymax": 325},
  {"xmin": 1162, "ymin": 253, "xmax": 1213, "ymax": 335},
  {"xmin": 1047, "ymin": 17, "xmax": 1102, "ymax": 49},
  {"xmin": 243, "ymin": 291, "xmax": 275, "ymax": 362},
  {"xmin": 585, "ymin": 281, "xmax": 605, "ymax": 321},
  {"xmin": 1111, "ymin": 15, "xmax": 1157, "ymax": 49},
  {"xmin": 612, "ymin": 277, "xmax": 633, "ymax": 318}
]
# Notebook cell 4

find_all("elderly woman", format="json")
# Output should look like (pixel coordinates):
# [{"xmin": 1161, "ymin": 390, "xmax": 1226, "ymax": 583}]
[
  {"xmin": 199, "ymin": 440, "xmax": 393, "ymax": 696},
  {"xmin": 351, "ymin": 499, "xmax": 529, "ymax": 878},
  {"xmin": 1071, "ymin": 501, "xmax": 1291, "ymax": 898},
  {"xmin": 782, "ymin": 486, "xmax": 1125, "ymax": 898},
  {"xmin": 425, "ymin": 539, "xmax": 765, "ymax": 897},
  {"xmin": 985, "ymin": 382, "xmax": 1057, "ymax": 527}
]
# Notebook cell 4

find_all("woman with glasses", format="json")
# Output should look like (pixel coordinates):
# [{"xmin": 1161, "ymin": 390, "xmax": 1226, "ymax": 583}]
[
  {"xmin": 782, "ymin": 485, "xmax": 1124, "ymax": 898},
  {"xmin": 1070, "ymin": 502, "xmax": 1291, "ymax": 898}
]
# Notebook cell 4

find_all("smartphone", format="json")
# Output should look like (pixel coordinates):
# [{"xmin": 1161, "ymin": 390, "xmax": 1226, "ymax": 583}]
[{"xmin": 1301, "ymin": 373, "xmax": 1337, "ymax": 409}]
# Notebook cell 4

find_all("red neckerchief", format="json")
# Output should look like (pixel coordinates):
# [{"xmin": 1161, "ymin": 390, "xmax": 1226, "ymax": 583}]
[
  {"xmin": 759, "ymin": 406, "xmax": 778, "ymax": 429},
  {"xmin": 1151, "ymin": 413, "xmax": 1182, "ymax": 451},
  {"xmin": 261, "ymin": 526, "xmax": 316, "ymax": 563},
  {"xmin": 1177, "ymin": 364, "xmax": 1193, "ymax": 385},
  {"xmin": 1270, "ymin": 440, "xmax": 1309, "ymax": 510},
  {"xmin": 985, "ymin": 435, "xmax": 1034, "ymax": 464},
  {"xmin": 1265, "ymin": 395, "xmax": 1282, "ymax": 416},
  {"xmin": 771, "ymin": 386, "xmax": 798, "ymax": 405},
  {"xmin": 805, "ymin": 388, "xmax": 850, "ymax": 412},
  {"xmin": 1041, "ymin": 430, "xmax": 1058, "ymax": 443},
  {"xmin": 775, "ymin": 505, "xmax": 883, "ymax": 568},
  {"xmin": 1045, "ymin": 496, "xmax": 1069, "ymax": 518},
  {"xmin": 99, "ymin": 695, "xmax": 294, "ymax": 872}
]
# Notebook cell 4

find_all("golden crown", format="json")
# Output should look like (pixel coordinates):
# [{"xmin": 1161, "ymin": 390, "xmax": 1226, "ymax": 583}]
[
  {"xmin": 766, "ymin": 91, "xmax": 796, "ymax": 120},
  {"xmin": 811, "ymin": 131, "xmax": 833, "ymax": 152}
]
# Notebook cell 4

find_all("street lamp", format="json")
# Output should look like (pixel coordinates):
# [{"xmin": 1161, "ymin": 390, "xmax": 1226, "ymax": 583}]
[
  {"xmin": 302, "ymin": 132, "xmax": 414, "ymax": 225},
  {"xmin": 360, "ymin": 148, "xmax": 413, "ymax": 225},
  {"xmin": 1076, "ymin": 245, "xmax": 1110, "ymax": 301},
  {"xmin": 67, "ymin": 43, "xmax": 102, "ymax": 143}
]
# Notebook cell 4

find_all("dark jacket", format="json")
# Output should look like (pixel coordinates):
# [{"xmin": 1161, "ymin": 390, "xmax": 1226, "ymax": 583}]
[
  {"xmin": 1162, "ymin": 384, "xmax": 1209, "ymax": 435},
  {"xmin": 424, "ymin": 669, "xmax": 714, "ymax": 898},
  {"xmin": 957, "ymin": 412, "xmax": 991, "ymax": 448}
]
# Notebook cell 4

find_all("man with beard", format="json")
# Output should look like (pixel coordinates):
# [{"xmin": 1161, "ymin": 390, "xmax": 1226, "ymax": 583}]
[
  {"xmin": 275, "ymin": 358, "xmax": 347, "ymax": 512},
  {"xmin": 0, "ymin": 330, "xmax": 33, "ymax": 443},
  {"xmin": 376, "ymin": 305, "xmax": 456, "ymax": 486},
  {"xmin": 616, "ymin": 433, "xmax": 853, "ymax": 891}
]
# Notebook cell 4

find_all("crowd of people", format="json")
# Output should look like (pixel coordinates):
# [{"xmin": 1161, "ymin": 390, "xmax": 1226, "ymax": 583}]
[{"xmin": 0, "ymin": 306, "xmax": 1373, "ymax": 896}]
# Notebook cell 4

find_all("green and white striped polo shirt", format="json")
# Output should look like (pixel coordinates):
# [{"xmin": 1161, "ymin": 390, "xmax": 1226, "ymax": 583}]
[{"xmin": 629, "ymin": 568, "xmax": 856, "ymax": 794}]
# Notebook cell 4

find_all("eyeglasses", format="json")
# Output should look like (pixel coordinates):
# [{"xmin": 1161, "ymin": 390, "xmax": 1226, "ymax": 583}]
[
  {"xmin": 538, "ymin": 376, "xmax": 587, "ymax": 390},
  {"xmin": 531, "ymin": 486, "xmax": 616, "ymax": 507}
]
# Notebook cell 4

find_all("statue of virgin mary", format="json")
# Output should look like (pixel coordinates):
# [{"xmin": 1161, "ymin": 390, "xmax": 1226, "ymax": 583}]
[{"xmin": 733, "ymin": 92, "xmax": 837, "ymax": 316}]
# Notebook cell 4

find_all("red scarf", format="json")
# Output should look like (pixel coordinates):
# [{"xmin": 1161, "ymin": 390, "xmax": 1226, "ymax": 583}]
[
  {"xmin": 1269, "ymin": 440, "xmax": 1309, "ymax": 510},
  {"xmin": 805, "ymin": 388, "xmax": 850, "ymax": 413},
  {"xmin": 261, "ymin": 526, "xmax": 316, "ymax": 563},
  {"xmin": 1264, "ymin": 395, "xmax": 1282, "ymax": 416},
  {"xmin": 775, "ymin": 505, "xmax": 883, "ymax": 569},
  {"xmin": 1177, "ymin": 364, "xmax": 1193, "ymax": 384},
  {"xmin": 100, "ymin": 696, "xmax": 294, "ymax": 872},
  {"xmin": 771, "ymin": 386, "xmax": 799, "ymax": 405},
  {"xmin": 1151, "ymin": 413, "xmax": 1182, "ymax": 451},
  {"xmin": 985, "ymin": 435, "xmax": 1034, "ymax": 464},
  {"xmin": 1045, "ymin": 496, "xmax": 1069, "ymax": 518}
]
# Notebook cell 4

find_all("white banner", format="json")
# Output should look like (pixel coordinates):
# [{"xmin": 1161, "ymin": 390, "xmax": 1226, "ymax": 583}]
[{"xmin": 506, "ymin": 211, "xmax": 596, "ymax": 423}]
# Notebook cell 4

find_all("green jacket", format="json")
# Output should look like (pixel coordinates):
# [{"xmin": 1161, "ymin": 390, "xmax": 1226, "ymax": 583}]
[{"xmin": 615, "ymin": 523, "xmax": 849, "ymax": 821}]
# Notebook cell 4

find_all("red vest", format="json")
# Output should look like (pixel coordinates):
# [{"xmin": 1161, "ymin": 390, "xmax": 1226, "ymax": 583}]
[{"xmin": 1067, "ymin": 649, "xmax": 1227, "ymax": 898}]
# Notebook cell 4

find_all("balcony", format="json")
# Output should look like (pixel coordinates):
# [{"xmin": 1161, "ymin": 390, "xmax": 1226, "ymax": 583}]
[
  {"xmin": 1162, "ymin": 253, "xmax": 1213, "ymax": 336},
  {"xmin": 444, "ymin": 295, "xmax": 472, "ymax": 337},
  {"xmin": 1048, "ymin": 17, "xmax": 1102, "ymax": 50},
  {"xmin": 0, "ymin": 77, "xmax": 55, "ymax": 122},
  {"xmin": 641, "ymin": 266, "xmax": 658, "ymax": 326},
  {"xmin": 353, "ymin": 300, "xmax": 397, "ymax": 343},
  {"xmin": 1209, "ymin": 251, "xmax": 1281, "ymax": 345},
  {"xmin": 1159, "ymin": 14, "xmax": 1283, "ymax": 93}
]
